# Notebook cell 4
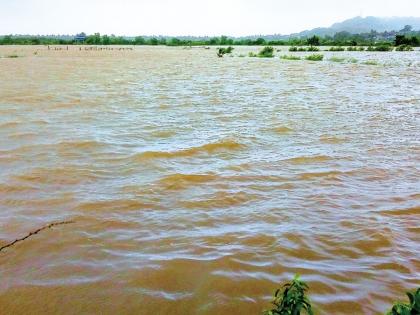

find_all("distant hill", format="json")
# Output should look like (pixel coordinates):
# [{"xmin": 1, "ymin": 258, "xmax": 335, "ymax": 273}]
[{"xmin": 287, "ymin": 16, "xmax": 420, "ymax": 38}]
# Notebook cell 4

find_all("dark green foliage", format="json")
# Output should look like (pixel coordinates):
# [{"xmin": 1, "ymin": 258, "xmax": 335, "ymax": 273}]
[
  {"xmin": 307, "ymin": 35, "xmax": 320, "ymax": 46},
  {"xmin": 395, "ymin": 44, "xmax": 414, "ymax": 51},
  {"xmin": 395, "ymin": 35, "xmax": 419, "ymax": 47},
  {"xmin": 263, "ymin": 275, "xmax": 313, "ymax": 315},
  {"xmin": 248, "ymin": 52, "xmax": 258, "ymax": 57},
  {"xmin": 305, "ymin": 54, "xmax": 323, "ymax": 61},
  {"xmin": 387, "ymin": 288, "xmax": 420, "ymax": 315},
  {"xmin": 367, "ymin": 45, "xmax": 393, "ymax": 51},
  {"xmin": 217, "ymin": 46, "xmax": 234, "ymax": 57},
  {"xmin": 258, "ymin": 46, "xmax": 275, "ymax": 58},
  {"xmin": 289, "ymin": 46, "xmax": 298, "ymax": 52}
]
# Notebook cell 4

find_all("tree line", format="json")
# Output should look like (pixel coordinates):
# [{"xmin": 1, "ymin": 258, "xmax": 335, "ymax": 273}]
[{"xmin": 1, "ymin": 31, "xmax": 419, "ymax": 47}]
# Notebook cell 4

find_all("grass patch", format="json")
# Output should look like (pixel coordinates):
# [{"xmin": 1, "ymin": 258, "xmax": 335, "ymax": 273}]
[
  {"xmin": 305, "ymin": 54, "xmax": 324, "ymax": 61},
  {"xmin": 280, "ymin": 55, "xmax": 301, "ymax": 60},
  {"xmin": 289, "ymin": 46, "xmax": 298, "ymax": 52},
  {"xmin": 329, "ymin": 56, "xmax": 346, "ymax": 62}
]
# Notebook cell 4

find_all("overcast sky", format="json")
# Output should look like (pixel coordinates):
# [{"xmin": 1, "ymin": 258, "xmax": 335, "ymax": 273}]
[{"xmin": 1, "ymin": 0, "xmax": 419, "ymax": 36}]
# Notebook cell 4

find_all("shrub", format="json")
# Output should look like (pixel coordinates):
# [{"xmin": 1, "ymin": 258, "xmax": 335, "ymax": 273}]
[
  {"xmin": 258, "ymin": 46, "xmax": 275, "ymax": 58},
  {"xmin": 305, "ymin": 54, "xmax": 324, "ymax": 61},
  {"xmin": 387, "ymin": 288, "xmax": 420, "ymax": 315},
  {"xmin": 347, "ymin": 46, "xmax": 358, "ymax": 51},
  {"xmin": 5, "ymin": 54, "xmax": 19, "ymax": 58},
  {"xmin": 280, "ymin": 55, "xmax": 301, "ymax": 60},
  {"xmin": 298, "ymin": 47, "xmax": 306, "ymax": 52},
  {"xmin": 249, "ymin": 52, "xmax": 258, "ymax": 57},
  {"xmin": 329, "ymin": 46, "xmax": 345, "ymax": 51},
  {"xmin": 289, "ymin": 46, "xmax": 298, "ymax": 52},
  {"xmin": 217, "ymin": 46, "xmax": 234, "ymax": 57},
  {"xmin": 263, "ymin": 275, "xmax": 313, "ymax": 315},
  {"xmin": 367, "ymin": 45, "xmax": 393, "ymax": 52},
  {"xmin": 307, "ymin": 46, "xmax": 319, "ymax": 52},
  {"xmin": 396, "ymin": 44, "xmax": 413, "ymax": 51},
  {"xmin": 358, "ymin": 47, "xmax": 365, "ymax": 51}
]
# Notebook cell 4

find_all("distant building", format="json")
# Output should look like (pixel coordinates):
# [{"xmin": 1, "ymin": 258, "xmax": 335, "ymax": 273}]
[{"xmin": 74, "ymin": 32, "xmax": 87, "ymax": 42}]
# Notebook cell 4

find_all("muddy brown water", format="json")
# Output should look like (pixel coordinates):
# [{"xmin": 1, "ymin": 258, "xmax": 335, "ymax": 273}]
[{"xmin": 0, "ymin": 46, "xmax": 419, "ymax": 314}]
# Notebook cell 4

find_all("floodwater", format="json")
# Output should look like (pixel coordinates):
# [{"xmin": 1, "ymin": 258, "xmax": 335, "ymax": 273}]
[{"xmin": 0, "ymin": 46, "xmax": 419, "ymax": 314}]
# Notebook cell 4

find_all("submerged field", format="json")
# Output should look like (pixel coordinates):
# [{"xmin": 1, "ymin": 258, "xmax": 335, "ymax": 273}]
[{"xmin": 0, "ymin": 46, "xmax": 419, "ymax": 314}]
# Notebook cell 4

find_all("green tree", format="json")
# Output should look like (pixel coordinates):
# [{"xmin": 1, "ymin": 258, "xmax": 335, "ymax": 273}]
[{"xmin": 307, "ymin": 35, "xmax": 320, "ymax": 46}]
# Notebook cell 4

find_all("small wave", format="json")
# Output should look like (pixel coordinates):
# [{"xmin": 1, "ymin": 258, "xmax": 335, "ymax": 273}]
[
  {"xmin": 298, "ymin": 170, "xmax": 348, "ymax": 180},
  {"xmin": 0, "ymin": 183, "xmax": 37, "ymax": 194},
  {"xmin": 157, "ymin": 173, "xmax": 219, "ymax": 190},
  {"xmin": 133, "ymin": 139, "xmax": 245, "ymax": 161},
  {"xmin": 76, "ymin": 199, "xmax": 158, "ymax": 211},
  {"xmin": 0, "ymin": 121, "xmax": 20, "ymax": 129},
  {"xmin": 284, "ymin": 155, "xmax": 332, "ymax": 165},
  {"xmin": 179, "ymin": 191, "xmax": 261, "ymax": 209},
  {"xmin": 320, "ymin": 135, "xmax": 347, "ymax": 144},
  {"xmin": 13, "ymin": 167, "xmax": 101, "ymax": 185},
  {"xmin": 149, "ymin": 130, "xmax": 177, "ymax": 139},
  {"xmin": 56, "ymin": 140, "xmax": 107, "ymax": 151},
  {"xmin": 272, "ymin": 126, "xmax": 293, "ymax": 134},
  {"xmin": 379, "ymin": 206, "xmax": 420, "ymax": 216}
]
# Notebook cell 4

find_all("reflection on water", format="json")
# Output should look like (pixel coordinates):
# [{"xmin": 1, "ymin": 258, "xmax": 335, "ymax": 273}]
[{"xmin": 0, "ymin": 46, "xmax": 419, "ymax": 314}]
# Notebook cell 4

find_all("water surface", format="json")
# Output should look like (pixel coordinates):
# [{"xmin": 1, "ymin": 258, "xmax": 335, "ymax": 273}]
[{"xmin": 0, "ymin": 46, "xmax": 419, "ymax": 314}]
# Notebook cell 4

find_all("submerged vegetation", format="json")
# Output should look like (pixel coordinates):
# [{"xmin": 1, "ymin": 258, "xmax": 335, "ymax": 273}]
[
  {"xmin": 2, "ymin": 54, "xmax": 19, "ymax": 58},
  {"xmin": 363, "ymin": 60, "xmax": 379, "ymax": 65},
  {"xmin": 329, "ymin": 56, "xmax": 346, "ymax": 62},
  {"xmin": 264, "ymin": 276, "xmax": 419, "ymax": 315},
  {"xmin": 280, "ymin": 55, "xmax": 301, "ymax": 60},
  {"xmin": 305, "ymin": 54, "xmax": 324, "ymax": 61}
]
